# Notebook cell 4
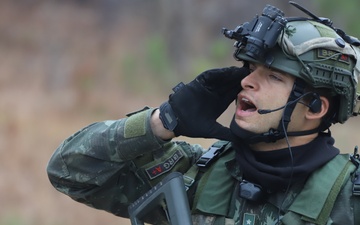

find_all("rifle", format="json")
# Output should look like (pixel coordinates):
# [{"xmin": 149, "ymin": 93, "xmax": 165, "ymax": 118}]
[{"xmin": 128, "ymin": 172, "xmax": 192, "ymax": 225}]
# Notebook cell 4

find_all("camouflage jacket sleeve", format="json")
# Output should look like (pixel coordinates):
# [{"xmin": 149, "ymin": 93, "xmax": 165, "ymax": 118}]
[{"xmin": 46, "ymin": 107, "xmax": 204, "ymax": 223}]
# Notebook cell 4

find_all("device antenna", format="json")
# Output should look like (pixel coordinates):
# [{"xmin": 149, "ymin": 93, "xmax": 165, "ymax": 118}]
[{"xmin": 289, "ymin": 1, "xmax": 333, "ymax": 26}]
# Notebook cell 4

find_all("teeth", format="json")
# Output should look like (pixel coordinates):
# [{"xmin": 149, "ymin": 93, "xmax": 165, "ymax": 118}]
[
  {"xmin": 242, "ymin": 97, "xmax": 249, "ymax": 102},
  {"xmin": 241, "ymin": 97, "xmax": 256, "ymax": 111}
]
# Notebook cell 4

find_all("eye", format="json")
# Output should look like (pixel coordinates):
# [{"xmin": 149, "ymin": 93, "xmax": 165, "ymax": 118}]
[
  {"xmin": 269, "ymin": 74, "xmax": 283, "ymax": 81},
  {"xmin": 249, "ymin": 64, "xmax": 256, "ymax": 73}
]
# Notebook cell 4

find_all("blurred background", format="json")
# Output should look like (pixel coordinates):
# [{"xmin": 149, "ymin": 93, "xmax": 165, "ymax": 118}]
[{"xmin": 0, "ymin": 0, "xmax": 359, "ymax": 224}]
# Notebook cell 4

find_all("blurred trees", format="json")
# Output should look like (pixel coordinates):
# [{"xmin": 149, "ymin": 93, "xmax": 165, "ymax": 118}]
[
  {"xmin": 2, "ymin": 0, "xmax": 358, "ymax": 100},
  {"xmin": 314, "ymin": 0, "xmax": 360, "ymax": 37},
  {"xmin": 1, "ymin": 1, "xmax": 359, "ymax": 225}
]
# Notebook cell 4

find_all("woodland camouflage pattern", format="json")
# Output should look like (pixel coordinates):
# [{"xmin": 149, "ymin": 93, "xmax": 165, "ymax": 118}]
[{"xmin": 47, "ymin": 108, "xmax": 358, "ymax": 225}]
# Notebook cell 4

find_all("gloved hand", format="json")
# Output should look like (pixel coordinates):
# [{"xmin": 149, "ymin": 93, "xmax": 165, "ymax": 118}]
[{"xmin": 159, "ymin": 66, "xmax": 249, "ymax": 141}]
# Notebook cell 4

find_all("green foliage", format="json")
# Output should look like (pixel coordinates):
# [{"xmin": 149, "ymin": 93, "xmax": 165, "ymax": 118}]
[
  {"xmin": 121, "ymin": 54, "xmax": 138, "ymax": 78},
  {"xmin": 119, "ymin": 35, "xmax": 173, "ymax": 95},
  {"xmin": 314, "ymin": 0, "xmax": 360, "ymax": 37},
  {"xmin": 120, "ymin": 53, "xmax": 139, "ymax": 91},
  {"xmin": 208, "ymin": 39, "xmax": 232, "ymax": 62},
  {"xmin": 189, "ymin": 58, "xmax": 215, "ymax": 78},
  {"xmin": 119, "ymin": 35, "xmax": 237, "ymax": 95},
  {"xmin": 0, "ymin": 215, "xmax": 27, "ymax": 225},
  {"xmin": 144, "ymin": 34, "xmax": 172, "ymax": 77}
]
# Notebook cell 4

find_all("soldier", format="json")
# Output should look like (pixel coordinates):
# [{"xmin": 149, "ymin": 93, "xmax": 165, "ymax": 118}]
[{"xmin": 47, "ymin": 3, "xmax": 360, "ymax": 225}]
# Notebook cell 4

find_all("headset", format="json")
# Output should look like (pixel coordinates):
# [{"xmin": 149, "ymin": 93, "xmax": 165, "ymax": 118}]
[{"xmin": 306, "ymin": 93, "xmax": 322, "ymax": 113}]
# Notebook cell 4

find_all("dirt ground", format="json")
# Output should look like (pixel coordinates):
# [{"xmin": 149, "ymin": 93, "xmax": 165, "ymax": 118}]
[{"xmin": 0, "ymin": 2, "xmax": 359, "ymax": 225}]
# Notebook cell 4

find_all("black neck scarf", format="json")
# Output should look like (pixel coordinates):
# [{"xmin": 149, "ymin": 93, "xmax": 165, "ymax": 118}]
[{"xmin": 233, "ymin": 133, "xmax": 339, "ymax": 193}]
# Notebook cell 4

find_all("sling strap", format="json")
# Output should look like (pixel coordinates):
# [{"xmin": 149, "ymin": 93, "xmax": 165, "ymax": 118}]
[
  {"xmin": 350, "ymin": 146, "xmax": 360, "ymax": 225},
  {"xmin": 282, "ymin": 154, "xmax": 356, "ymax": 225},
  {"xmin": 183, "ymin": 140, "xmax": 231, "ymax": 190}
]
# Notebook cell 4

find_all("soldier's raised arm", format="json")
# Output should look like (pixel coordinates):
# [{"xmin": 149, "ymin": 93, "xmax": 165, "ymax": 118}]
[{"xmin": 46, "ymin": 67, "xmax": 247, "ymax": 223}]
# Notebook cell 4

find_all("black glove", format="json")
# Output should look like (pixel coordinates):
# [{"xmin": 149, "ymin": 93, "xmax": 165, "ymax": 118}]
[{"xmin": 159, "ymin": 66, "xmax": 249, "ymax": 141}]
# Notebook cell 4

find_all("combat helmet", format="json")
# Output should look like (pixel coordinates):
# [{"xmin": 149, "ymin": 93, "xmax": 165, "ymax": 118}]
[{"xmin": 223, "ymin": 2, "xmax": 360, "ymax": 143}]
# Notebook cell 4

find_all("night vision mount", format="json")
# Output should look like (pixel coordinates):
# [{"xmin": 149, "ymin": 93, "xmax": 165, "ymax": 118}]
[
  {"xmin": 222, "ymin": 1, "xmax": 360, "ymax": 61},
  {"xmin": 222, "ymin": 4, "xmax": 287, "ymax": 60}
]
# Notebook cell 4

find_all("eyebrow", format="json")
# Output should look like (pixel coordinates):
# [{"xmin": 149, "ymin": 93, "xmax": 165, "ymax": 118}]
[{"xmin": 271, "ymin": 68, "xmax": 288, "ymax": 76}]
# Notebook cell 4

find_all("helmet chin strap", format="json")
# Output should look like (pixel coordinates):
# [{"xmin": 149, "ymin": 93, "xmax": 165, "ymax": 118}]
[
  {"xmin": 230, "ymin": 78, "xmax": 320, "ymax": 144},
  {"xmin": 230, "ymin": 117, "xmax": 320, "ymax": 144}
]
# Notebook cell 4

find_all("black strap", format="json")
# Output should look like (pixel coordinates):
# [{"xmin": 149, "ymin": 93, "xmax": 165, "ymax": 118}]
[
  {"xmin": 184, "ymin": 141, "xmax": 230, "ymax": 190},
  {"xmin": 350, "ymin": 146, "xmax": 360, "ymax": 225},
  {"xmin": 351, "ymin": 146, "xmax": 360, "ymax": 195},
  {"xmin": 277, "ymin": 78, "xmax": 307, "ymax": 135},
  {"xmin": 352, "ymin": 170, "xmax": 360, "ymax": 225},
  {"xmin": 196, "ymin": 141, "xmax": 229, "ymax": 168}
]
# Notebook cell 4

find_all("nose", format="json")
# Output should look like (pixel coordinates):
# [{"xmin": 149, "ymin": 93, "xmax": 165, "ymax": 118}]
[{"xmin": 241, "ymin": 70, "xmax": 258, "ymax": 90}]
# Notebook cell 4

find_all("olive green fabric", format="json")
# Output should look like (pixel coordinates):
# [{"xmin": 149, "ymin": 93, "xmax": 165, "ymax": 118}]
[
  {"xmin": 287, "ymin": 154, "xmax": 355, "ymax": 225},
  {"xmin": 124, "ymin": 109, "xmax": 148, "ymax": 138},
  {"xmin": 191, "ymin": 150, "xmax": 357, "ymax": 225},
  {"xmin": 193, "ymin": 148, "xmax": 236, "ymax": 216},
  {"xmin": 47, "ymin": 108, "xmax": 359, "ymax": 225}
]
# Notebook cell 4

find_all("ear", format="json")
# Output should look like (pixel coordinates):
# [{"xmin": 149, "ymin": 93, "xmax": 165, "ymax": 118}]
[{"xmin": 305, "ymin": 96, "xmax": 329, "ymax": 120}]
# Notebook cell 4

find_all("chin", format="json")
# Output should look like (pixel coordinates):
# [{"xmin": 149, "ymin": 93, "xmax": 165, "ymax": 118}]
[{"xmin": 235, "ymin": 119, "xmax": 274, "ymax": 134}]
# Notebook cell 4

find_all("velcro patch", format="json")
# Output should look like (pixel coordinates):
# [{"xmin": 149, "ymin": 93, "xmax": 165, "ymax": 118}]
[
  {"xmin": 242, "ymin": 213, "xmax": 256, "ymax": 225},
  {"xmin": 124, "ymin": 110, "xmax": 147, "ymax": 138},
  {"xmin": 145, "ymin": 150, "xmax": 184, "ymax": 180},
  {"xmin": 317, "ymin": 48, "xmax": 350, "ymax": 64}
]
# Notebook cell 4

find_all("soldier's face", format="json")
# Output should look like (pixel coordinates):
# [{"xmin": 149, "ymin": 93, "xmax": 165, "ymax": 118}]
[{"xmin": 234, "ymin": 63, "xmax": 296, "ymax": 135}]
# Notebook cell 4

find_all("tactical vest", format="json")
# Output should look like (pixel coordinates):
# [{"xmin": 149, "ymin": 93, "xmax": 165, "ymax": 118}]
[{"xmin": 186, "ymin": 141, "xmax": 360, "ymax": 225}]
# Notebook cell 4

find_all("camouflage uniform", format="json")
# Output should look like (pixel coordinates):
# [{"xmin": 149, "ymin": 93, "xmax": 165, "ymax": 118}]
[{"xmin": 47, "ymin": 108, "xmax": 358, "ymax": 225}]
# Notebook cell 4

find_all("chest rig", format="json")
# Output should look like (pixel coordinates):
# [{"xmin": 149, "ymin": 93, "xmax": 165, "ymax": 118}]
[{"xmin": 185, "ymin": 142, "xmax": 360, "ymax": 225}]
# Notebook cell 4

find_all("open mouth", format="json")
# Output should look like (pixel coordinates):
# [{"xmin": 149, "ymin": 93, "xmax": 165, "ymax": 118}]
[{"xmin": 240, "ymin": 97, "xmax": 257, "ymax": 112}]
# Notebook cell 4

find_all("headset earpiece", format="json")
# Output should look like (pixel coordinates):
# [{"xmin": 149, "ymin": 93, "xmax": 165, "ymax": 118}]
[{"xmin": 308, "ymin": 93, "xmax": 322, "ymax": 113}]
